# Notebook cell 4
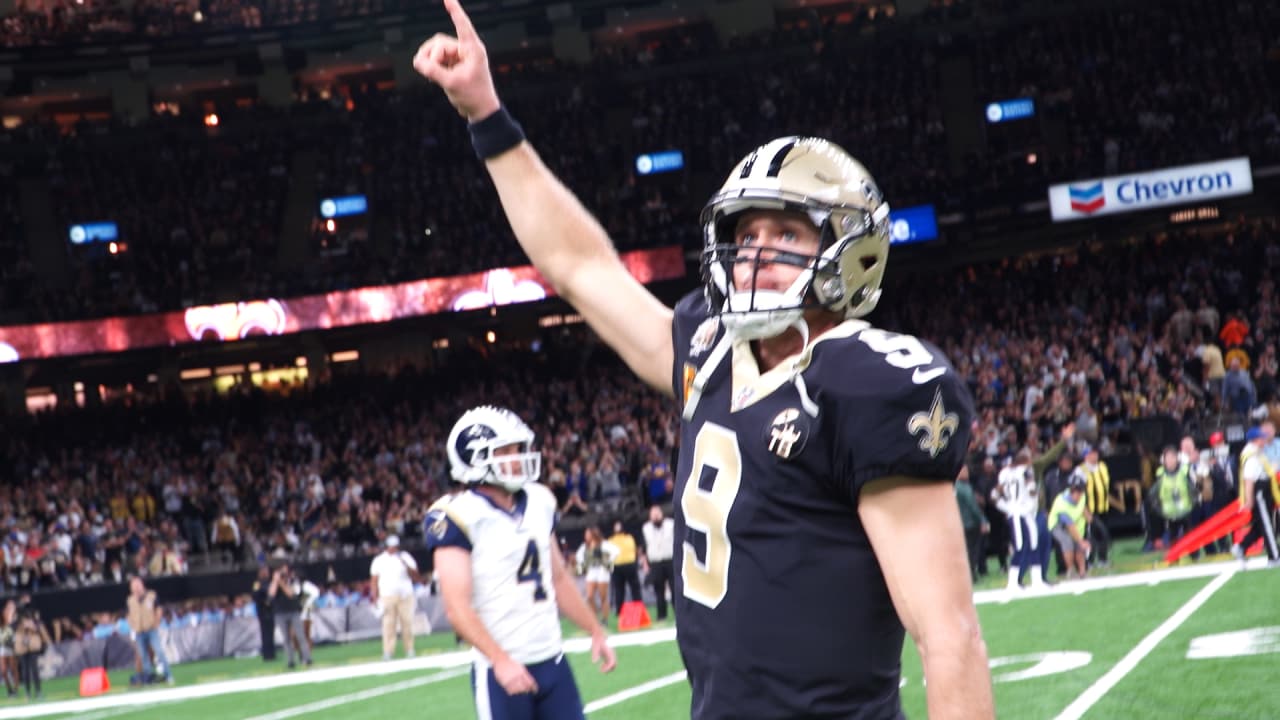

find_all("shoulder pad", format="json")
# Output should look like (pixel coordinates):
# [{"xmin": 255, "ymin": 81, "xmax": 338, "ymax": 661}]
[{"xmin": 425, "ymin": 494, "xmax": 476, "ymax": 544}]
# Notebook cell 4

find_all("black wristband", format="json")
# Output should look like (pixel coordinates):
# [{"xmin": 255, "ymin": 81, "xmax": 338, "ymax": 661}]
[{"xmin": 468, "ymin": 105, "xmax": 526, "ymax": 160}]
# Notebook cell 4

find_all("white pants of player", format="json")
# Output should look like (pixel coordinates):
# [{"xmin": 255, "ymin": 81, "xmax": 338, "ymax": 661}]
[{"xmin": 1007, "ymin": 514, "xmax": 1044, "ymax": 588}]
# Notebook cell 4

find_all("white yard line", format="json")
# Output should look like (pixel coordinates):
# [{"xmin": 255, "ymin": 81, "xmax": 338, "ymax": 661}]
[
  {"xmin": 584, "ymin": 671, "xmax": 688, "ymax": 716},
  {"xmin": 1052, "ymin": 569, "xmax": 1236, "ymax": 720},
  {"xmin": 0, "ymin": 627, "xmax": 677, "ymax": 720},
  {"xmin": 973, "ymin": 556, "xmax": 1267, "ymax": 606},
  {"xmin": 239, "ymin": 667, "xmax": 469, "ymax": 720},
  {"xmin": 66, "ymin": 703, "xmax": 176, "ymax": 720}
]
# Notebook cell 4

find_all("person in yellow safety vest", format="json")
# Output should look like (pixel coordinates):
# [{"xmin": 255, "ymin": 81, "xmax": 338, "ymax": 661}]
[
  {"xmin": 1079, "ymin": 445, "xmax": 1113, "ymax": 567},
  {"xmin": 1232, "ymin": 424, "xmax": 1280, "ymax": 562},
  {"xmin": 1153, "ymin": 446, "xmax": 1196, "ymax": 551},
  {"xmin": 1049, "ymin": 476, "xmax": 1091, "ymax": 579}
]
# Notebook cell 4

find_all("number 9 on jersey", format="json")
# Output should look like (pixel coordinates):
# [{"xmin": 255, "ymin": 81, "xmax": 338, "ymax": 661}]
[{"xmin": 680, "ymin": 423, "xmax": 743, "ymax": 609}]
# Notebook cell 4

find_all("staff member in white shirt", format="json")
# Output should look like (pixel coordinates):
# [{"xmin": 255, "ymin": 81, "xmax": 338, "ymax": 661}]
[
  {"xmin": 370, "ymin": 534, "xmax": 422, "ymax": 660},
  {"xmin": 640, "ymin": 505, "xmax": 675, "ymax": 620}
]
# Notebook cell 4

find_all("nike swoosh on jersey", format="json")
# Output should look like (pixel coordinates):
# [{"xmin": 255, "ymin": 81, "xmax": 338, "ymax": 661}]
[{"xmin": 912, "ymin": 367, "xmax": 946, "ymax": 384}]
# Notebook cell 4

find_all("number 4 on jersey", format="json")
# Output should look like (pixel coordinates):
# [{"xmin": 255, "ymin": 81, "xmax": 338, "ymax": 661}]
[{"xmin": 518, "ymin": 539, "xmax": 548, "ymax": 601}]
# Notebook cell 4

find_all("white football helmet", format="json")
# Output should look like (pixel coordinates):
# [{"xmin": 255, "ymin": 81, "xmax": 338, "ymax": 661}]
[
  {"xmin": 700, "ymin": 136, "xmax": 892, "ymax": 341},
  {"xmin": 446, "ymin": 406, "xmax": 541, "ymax": 493}
]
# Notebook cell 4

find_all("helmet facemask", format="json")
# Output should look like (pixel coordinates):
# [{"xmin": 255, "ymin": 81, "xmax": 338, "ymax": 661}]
[
  {"xmin": 700, "ymin": 189, "xmax": 890, "ymax": 342},
  {"xmin": 473, "ymin": 442, "xmax": 541, "ymax": 493}
]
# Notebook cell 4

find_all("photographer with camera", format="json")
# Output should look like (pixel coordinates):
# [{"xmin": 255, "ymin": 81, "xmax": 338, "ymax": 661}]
[{"xmin": 267, "ymin": 562, "xmax": 311, "ymax": 669}]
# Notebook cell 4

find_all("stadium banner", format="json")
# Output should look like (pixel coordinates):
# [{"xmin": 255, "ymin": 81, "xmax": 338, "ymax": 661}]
[
  {"xmin": 1047, "ymin": 157, "xmax": 1253, "ymax": 222},
  {"xmin": 38, "ymin": 633, "xmax": 137, "ymax": 682},
  {"xmin": 0, "ymin": 245, "xmax": 685, "ymax": 363}
]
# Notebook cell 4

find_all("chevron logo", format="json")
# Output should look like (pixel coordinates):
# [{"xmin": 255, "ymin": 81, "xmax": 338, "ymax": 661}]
[{"xmin": 1068, "ymin": 182, "xmax": 1105, "ymax": 213}]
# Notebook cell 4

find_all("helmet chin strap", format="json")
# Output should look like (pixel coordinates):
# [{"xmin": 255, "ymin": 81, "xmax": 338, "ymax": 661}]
[
  {"xmin": 785, "ymin": 316, "xmax": 821, "ymax": 419},
  {"xmin": 683, "ymin": 307, "xmax": 820, "ymax": 421},
  {"xmin": 720, "ymin": 264, "xmax": 816, "ymax": 341}
]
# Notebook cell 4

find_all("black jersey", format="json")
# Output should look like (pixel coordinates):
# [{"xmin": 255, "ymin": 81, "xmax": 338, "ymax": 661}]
[{"xmin": 669, "ymin": 291, "xmax": 974, "ymax": 720}]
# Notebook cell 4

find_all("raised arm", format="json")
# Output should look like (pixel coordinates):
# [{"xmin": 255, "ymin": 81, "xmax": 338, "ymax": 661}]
[{"xmin": 413, "ymin": 0, "xmax": 674, "ymax": 393}]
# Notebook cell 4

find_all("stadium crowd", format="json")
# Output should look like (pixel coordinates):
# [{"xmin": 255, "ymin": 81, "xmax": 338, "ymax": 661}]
[
  {"xmin": 0, "ymin": 328, "xmax": 675, "ymax": 596},
  {"xmin": 963, "ymin": 0, "xmax": 1280, "ymax": 205},
  {"xmin": 0, "ymin": 0, "xmax": 1272, "ymax": 322},
  {"xmin": 0, "ymin": 0, "xmax": 1278, "ymax": 665},
  {"xmin": 886, "ymin": 218, "xmax": 1280, "ymax": 453},
  {"xmin": 0, "ymin": 218, "xmax": 1274, "ymax": 605},
  {"xmin": 0, "ymin": 0, "xmax": 408, "ymax": 47}
]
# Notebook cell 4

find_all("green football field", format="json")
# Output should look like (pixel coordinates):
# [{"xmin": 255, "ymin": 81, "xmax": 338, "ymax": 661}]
[{"xmin": 4, "ymin": 557, "xmax": 1278, "ymax": 719}]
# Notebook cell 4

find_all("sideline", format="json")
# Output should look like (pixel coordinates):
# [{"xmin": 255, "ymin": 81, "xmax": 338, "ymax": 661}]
[
  {"xmin": 0, "ymin": 628, "xmax": 677, "ymax": 720},
  {"xmin": 5, "ymin": 559, "xmax": 1270, "ymax": 720}
]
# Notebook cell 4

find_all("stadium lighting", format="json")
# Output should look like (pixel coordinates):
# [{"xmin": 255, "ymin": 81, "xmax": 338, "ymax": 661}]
[{"xmin": 204, "ymin": 113, "xmax": 219, "ymax": 128}]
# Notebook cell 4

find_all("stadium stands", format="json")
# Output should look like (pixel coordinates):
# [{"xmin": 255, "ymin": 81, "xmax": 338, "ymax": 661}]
[
  {"xmin": 1, "ymin": 0, "xmax": 1279, "ymax": 668},
  {"xmin": 2, "ymin": 0, "xmax": 1272, "ymax": 321}
]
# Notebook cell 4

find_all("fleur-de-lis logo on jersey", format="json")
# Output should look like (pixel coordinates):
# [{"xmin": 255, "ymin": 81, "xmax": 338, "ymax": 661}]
[{"xmin": 908, "ymin": 389, "xmax": 959, "ymax": 458}]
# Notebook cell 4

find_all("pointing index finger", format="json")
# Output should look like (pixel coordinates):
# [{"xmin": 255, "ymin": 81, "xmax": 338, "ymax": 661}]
[{"xmin": 443, "ymin": 0, "xmax": 479, "ymax": 44}]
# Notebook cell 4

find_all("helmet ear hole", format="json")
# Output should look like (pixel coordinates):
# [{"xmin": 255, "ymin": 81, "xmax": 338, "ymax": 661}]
[
  {"xmin": 816, "ymin": 275, "xmax": 844, "ymax": 303},
  {"xmin": 859, "ymin": 255, "xmax": 878, "ymax": 271}
]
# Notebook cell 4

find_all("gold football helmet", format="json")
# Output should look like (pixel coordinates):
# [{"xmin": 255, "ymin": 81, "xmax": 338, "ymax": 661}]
[{"xmin": 700, "ymin": 136, "xmax": 891, "ymax": 340}]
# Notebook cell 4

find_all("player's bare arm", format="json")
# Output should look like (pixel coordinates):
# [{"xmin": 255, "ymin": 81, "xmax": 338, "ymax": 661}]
[
  {"xmin": 413, "ymin": 0, "xmax": 674, "ymax": 393},
  {"xmin": 434, "ymin": 546, "xmax": 540, "ymax": 694},
  {"xmin": 549, "ymin": 533, "xmax": 617, "ymax": 672},
  {"xmin": 860, "ymin": 477, "xmax": 995, "ymax": 720}
]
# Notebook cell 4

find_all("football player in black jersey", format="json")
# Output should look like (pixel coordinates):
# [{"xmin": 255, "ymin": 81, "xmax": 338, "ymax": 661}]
[{"xmin": 415, "ymin": 4, "xmax": 995, "ymax": 717}]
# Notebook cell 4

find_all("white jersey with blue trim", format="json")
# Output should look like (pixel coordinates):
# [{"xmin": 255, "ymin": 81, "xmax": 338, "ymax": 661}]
[
  {"xmin": 996, "ymin": 464, "xmax": 1039, "ymax": 518},
  {"xmin": 425, "ymin": 482, "xmax": 562, "ymax": 667}
]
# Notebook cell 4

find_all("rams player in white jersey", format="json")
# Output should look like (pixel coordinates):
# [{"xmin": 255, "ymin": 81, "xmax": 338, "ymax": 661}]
[
  {"xmin": 425, "ymin": 406, "xmax": 616, "ymax": 720},
  {"xmin": 994, "ymin": 450, "xmax": 1047, "ymax": 591}
]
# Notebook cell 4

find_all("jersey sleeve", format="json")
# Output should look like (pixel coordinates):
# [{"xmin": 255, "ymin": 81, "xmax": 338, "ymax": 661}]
[
  {"xmin": 831, "ymin": 356, "xmax": 975, "ymax": 502},
  {"xmin": 423, "ymin": 497, "xmax": 473, "ymax": 552}
]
